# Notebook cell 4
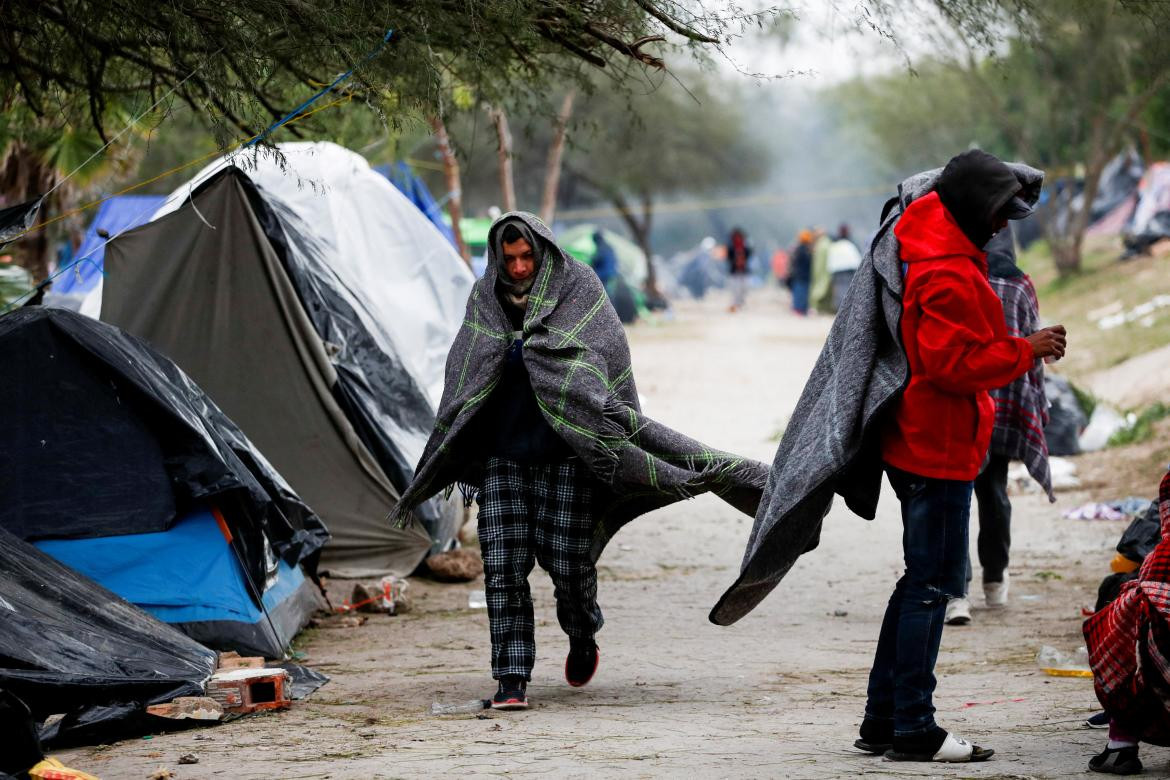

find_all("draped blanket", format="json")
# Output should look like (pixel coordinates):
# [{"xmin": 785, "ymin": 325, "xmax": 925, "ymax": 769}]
[
  {"xmin": 1085, "ymin": 469, "xmax": 1170, "ymax": 746},
  {"xmin": 710, "ymin": 163, "xmax": 1045, "ymax": 626},
  {"xmin": 396, "ymin": 212, "xmax": 767, "ymax": 558}
]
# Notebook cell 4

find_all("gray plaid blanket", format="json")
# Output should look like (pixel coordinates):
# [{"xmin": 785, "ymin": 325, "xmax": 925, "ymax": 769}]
[
  {"xmin": 710, "ymin": 162, "xmax": 1045, "ymax": 626},
  {"xmin": 396, "ymin": 212, "xmax": 767, "ymax": 558}
]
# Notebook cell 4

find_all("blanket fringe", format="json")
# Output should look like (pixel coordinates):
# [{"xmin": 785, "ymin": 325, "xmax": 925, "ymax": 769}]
[
  {"xmin": 457, "ymin": 482, "xmax": 480, "ymax": 507},
  {"xmin": 586, "ymin": 392, "xmax": 633, "ymax": 485},
  {"xmin": 386, "ymin": 502, "xmax": 416, "ymax": 530}
]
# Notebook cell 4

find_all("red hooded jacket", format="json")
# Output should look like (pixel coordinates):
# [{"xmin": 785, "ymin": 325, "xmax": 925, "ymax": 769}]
[{"xmin": 881, "ymin": 191, "xmax": 1035, "ymax": 481}]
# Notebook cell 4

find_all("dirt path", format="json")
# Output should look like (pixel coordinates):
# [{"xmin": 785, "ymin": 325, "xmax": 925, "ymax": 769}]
[{"xmin": 60, "ymin": 289, "xmax": 1158, "ymax": 779}]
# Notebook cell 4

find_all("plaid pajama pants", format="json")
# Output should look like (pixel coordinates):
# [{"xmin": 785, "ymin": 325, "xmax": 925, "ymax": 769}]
[{"xmin": 478, "ymin": 456, "xmax": 604, "ymax": 680}]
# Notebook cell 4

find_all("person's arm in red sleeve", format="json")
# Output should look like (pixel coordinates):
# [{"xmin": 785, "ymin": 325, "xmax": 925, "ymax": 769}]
[{"xmin": 911, "ymin": 265, "xmax": 1034, "ymax": 395}]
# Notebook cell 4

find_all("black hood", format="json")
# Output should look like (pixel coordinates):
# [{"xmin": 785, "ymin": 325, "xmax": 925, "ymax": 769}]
[{"xmin": 936, "ymin": 149, "xmax": 1022, "ymax": 249}]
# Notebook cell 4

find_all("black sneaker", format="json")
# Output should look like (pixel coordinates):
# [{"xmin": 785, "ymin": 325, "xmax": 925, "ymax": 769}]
[
  {"xmin": 565, "ymin": 638, "xmax": 599, "ymax": 687},
  {"xmin": 491, "ymin": 676, "xmax": 529, "ymax": 710},
  {"xmin": 1086, "ymin": 711, "xmax": 1111, "ymax": 729},
  {"xmin": 1089, "ymin": 745, "xmax": 1142, "ymax": 775},
  {"xmin": 854, "ymin": 717, "xmax": 893, "ymax": 754}
]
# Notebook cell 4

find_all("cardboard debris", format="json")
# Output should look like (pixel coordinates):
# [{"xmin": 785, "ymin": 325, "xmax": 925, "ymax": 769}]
[
  {"xmin": 146, "ymin": 697, "xmax": 224, "ymax": 721},
  {"xmin": 216, "ymin": 651, "xmax": 265, "ymax": 670}
]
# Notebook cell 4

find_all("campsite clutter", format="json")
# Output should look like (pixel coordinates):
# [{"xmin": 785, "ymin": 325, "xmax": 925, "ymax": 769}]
[
  {"xmin": 0, "ymin": 140, "xmax": 488, "ymax": 772},
  {"xmin": 99, "ymin": 142, "xmax": 473, "ymax": 578}
]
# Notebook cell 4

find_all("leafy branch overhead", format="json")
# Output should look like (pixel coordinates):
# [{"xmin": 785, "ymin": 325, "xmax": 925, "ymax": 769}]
[{"xmin": 1, "ymin": 0, "xmax": 769, "ymax": 145}]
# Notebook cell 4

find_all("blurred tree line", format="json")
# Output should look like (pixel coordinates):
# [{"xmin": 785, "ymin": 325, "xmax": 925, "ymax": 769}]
[{"xmin": 830, "ymin": 0, "xmax": 1170, "ymax": 275}]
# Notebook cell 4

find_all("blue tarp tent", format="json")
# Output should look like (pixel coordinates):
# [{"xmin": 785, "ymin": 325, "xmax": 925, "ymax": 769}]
[
  {"xmin": 36, "ymin": 508, "xmax": 313, "ymax": 657},
  {"xmin": 374, "ymin": 161, "xmax": 456, "ymax": 248},
  {"xmin": 49, "ymin": 194, "xmax": 165, "ymax": 303},
  {"xmin": 0, "ymin": 307, "xmax": 328, "ymax": 659}
]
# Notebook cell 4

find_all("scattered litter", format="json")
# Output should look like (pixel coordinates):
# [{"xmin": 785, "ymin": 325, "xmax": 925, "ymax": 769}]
[
  {"xmin": 146, "ymin": 697, "xmax": 223, "ymax": 721},
  {"xmin": 337, "ymin": 577, "xmax": 409, "ymax": 615},
  {"xmin": 27, "ymin": 758, "xmax": 100, "ymax": 780},
  {"xmin": 1096, "ymin": 294, "xmax": 1170, "ymax": 330},
  {"xmin": 1064, "ymin": 498, "xmax": 1150, "ymax": 522},
  {"xmin": 1008, "ymin": 457, "xmax": 1080, "ymax": 493},
  {"xmin": 962, "ymin": 698, "xmax": 1027, "ymax": 708},
  {"xmin": 148, "ymin": 769, "xmax": 175, "ymax": 780},
  {"xmin": 1050, "ymin": 457, "xmax": 1081, "ymax": 489},
  {"xmin": 430, "ymin": 698, "xmax": 491, "ymax": 715},
  {"xmin": 206, "ymin": 667, "xmax": 291, "ymax": 714},
  {"xmin": 832, "ymin": 609, "xmax": 849, "ymax": 617},
  {"xmin": 1018, "ymin": 594, "xmax": 1044, "ymax": 602},
  {"xmin": 1079, "ymin": 405, "xmax": 1127, "ymax": 452},
  {"xmin": 468, "ymin": 590, "xmax": 487, "ymax": 609},
  {"xmin": 1037, "ymin": 645, "xmax": 1092, "ymax": 678},
  {"xmin": 1064, "ymin": 503, "xmax": 1128, "ymax": 521},
  {"xmin": 425, "ymin": 549, "xmax": 484, "ymax": 582},
  {"xmin": 619, "ymin": 544, "xmax": 634, "ymax": 552},
  {"xmin": 178, "ymin": 753, "xmax": 199, "ymax": 765},
  {"xmin": 1044, "ymin": 376, "xmax": 1088, "ymax": 456},
  {"xmin": 216, "ymin": 652, "xmax": 265, "ymax": 670}
]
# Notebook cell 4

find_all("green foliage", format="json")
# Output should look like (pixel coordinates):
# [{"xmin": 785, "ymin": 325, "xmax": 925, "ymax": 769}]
[
  {"xmin": 823, "ymin": 1, "xmax": 1170, "ymax": 178},
  {"xmin": 1108, "ymin": 403, "xmax": 1170, "ymax": 448},
  {"xmin": 1, "ymin": 1, "xmax": 772, "ymax": 146},
  {"xmin": 1071, "ymin": 383, "xmax": 1098, "ymax": 421}
]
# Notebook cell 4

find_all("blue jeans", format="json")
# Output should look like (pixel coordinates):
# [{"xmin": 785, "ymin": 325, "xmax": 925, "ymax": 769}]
[
  {"xmin": 790, "ymin": 279, "xmax": 810, "ymax": 314},
  {"xmin": 865, "ymin": 466, "xmax": 973, "ymax": 736}
]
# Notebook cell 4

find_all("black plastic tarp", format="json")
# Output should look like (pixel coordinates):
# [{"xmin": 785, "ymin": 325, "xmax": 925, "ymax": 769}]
[
  {"xmin": 1043, "ymin": 374, "xmax": 1087, "ymax": 457},
  {"xmin": 1118, "ymin": 500, "xmax": 1162, "ymax": 565},
  {"xmin": 0, "ymin": 527, "xmax": 217, "ymax": 746},
  {"xmin": 0, "ymin": 306, "xmax": 329, "ymax": 587}
]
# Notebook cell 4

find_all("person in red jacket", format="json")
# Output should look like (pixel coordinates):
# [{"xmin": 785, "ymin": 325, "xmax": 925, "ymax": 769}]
[{"xmin": 857, "ymin": 150, "xmax": 1068, "ymax": 763}]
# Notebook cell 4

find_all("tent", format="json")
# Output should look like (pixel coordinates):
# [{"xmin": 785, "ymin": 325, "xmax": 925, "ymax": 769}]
[
  {"xmin": 152, "ymin": 142, "xmax": 474, "ymax": 407},
  {"xmin": 101, "ymin": 145, "xmax": 467, "ymax": 576},
  {"xmin": 0, "ymin": 306, "xmax": 327, "ymax": 658},
  {"xmin": 0, "ymin": 526, "xmax": 218, "ymax": 746},
  {"xmin": 1124, "ymin": 161, "xmax": 1170, "ymax": 255},
  {"xmin": 374, "ymin": 161, "xmax": 457, "ymax": 248},
  {"xmin": 44, "ymin": 194, "xmax": 166, "ymax": 315},
  {"xmin": 558, "ymin": 224, "xmax": 650, "ymax": 290}
]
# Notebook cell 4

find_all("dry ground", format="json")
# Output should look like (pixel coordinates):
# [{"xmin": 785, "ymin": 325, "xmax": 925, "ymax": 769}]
[{"xmin": 58, "ymin": 288, "xmax": 1166, "ymax": 779}]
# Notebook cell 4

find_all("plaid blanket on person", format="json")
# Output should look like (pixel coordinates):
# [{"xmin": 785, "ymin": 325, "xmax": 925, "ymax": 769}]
[
  {"xmin": 394, "ymin": 212, "xmax": 768, "ymax": 559},
  {"xmin": 1084, "ymin": 470, "xmax": 1170, "ymax": 745},
  {"xmin": 988, "ymin": 274, "xmax": 1054, "ymax": 501}
]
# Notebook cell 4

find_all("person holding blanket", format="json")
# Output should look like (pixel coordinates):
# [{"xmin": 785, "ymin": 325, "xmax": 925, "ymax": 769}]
[
  {"xmin": 396, "ymin": 212, "xmax": 767, "ymax": 711},
  {"xmin": 710, "ymin": 150, "xmax": 1066, "ymax": 763}
]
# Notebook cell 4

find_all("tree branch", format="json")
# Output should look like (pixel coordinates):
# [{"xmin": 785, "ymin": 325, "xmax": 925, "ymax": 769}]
[{"xmin": 633, "ymin": 0, "xmax": 719, "ymax": 43}]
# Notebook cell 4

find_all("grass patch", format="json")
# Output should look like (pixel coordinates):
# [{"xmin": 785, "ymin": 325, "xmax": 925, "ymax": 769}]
[
  {"xmin": 1017, "ymin": 238, "xmax": 1170, "ymax": 382},
  {"xmin": 1108, "ymin": 402, "xmax": 1170, "ymax": 447}
]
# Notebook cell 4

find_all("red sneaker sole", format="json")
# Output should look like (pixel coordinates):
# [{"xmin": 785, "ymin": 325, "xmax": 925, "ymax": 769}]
[
  {"xmin": 490, "ymin": 699, "xmax": 529, "ymax": 710},
  {"xmin": 565, "ymin": 648, "xmax": 600, "ymax": 688}
]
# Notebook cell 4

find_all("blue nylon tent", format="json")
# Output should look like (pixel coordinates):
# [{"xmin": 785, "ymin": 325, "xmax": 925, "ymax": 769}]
[
  {"xmin": 36, "ymin": 508, "xmax": 313, "ymax": 657},
  {"xmin": 374, "ymin": 161, "xmax": 456, "ymax": 247},
  {"xmin": 52, "ymin": 194, "xmax": 165, "ymax": 297}
]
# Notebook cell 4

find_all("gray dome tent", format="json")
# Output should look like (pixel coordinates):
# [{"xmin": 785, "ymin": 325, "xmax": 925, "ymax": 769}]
[{"xmin": 101, "ymin": 165, "xmax": 460, "ymax": 576}]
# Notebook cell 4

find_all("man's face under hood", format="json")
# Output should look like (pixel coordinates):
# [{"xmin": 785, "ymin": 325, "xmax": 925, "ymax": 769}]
[
  {"xmin": 502, "ymin": 237, "xmax": 536, "ymax": 282},
  {"xmin": 936, "ymin": 149, "xmax": 1021, "ymax": 249}
]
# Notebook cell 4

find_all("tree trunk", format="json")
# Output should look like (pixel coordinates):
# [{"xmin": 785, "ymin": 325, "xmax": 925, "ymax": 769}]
[
  {"xmin": 612, "ymin": 189, "xmax": 660, "ymax": 298},
  {"xmin": 429, "ymin": 115, "xmax": 470, "ymax": 264},
  {"xmin": 488, "ymin": 105, "xmax": 516, "ymax": 212},
  {"xmin": 1049, "ymin": 118, "xmax": 1111, "ymax": 276},
  {"xmin": 0, "ymin": 142, "xmax": 58, "ymax": 284},
  {"xmin": 539, "ymin": 90, "xmax": 576, "ymax": 225}
]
